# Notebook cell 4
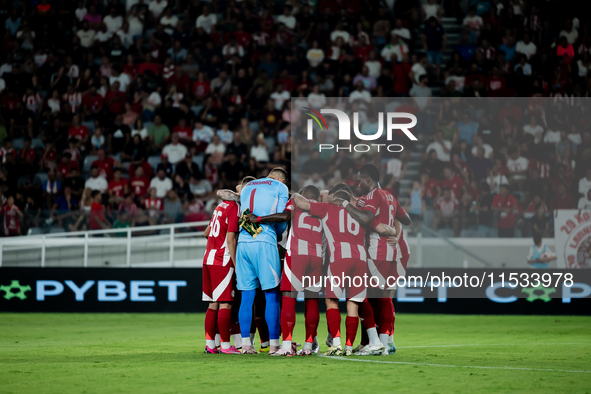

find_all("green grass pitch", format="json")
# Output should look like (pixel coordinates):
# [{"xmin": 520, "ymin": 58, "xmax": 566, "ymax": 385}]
[{"xmin": 1, "ymin": 313, "xmax": 590, "ymax": 393}]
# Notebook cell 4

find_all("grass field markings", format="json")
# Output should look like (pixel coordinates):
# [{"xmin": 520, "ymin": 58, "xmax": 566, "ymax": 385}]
[
  {"xmin": 395, "ymin": 342, "xmax": 589, "ymax": 349},
  {"xmin": 317, "ymin": 355, "xmax": 591, "ymax": 373}
]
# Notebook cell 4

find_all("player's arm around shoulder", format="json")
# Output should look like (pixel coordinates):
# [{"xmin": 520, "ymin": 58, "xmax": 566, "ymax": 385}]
[
  {"xmin": 292, "ymin": 193, "xmax": 312, "ymax": 211},
  {"xmin": 374, "ymin": 223, "xmax": 397, "ymax": 237},
  {"xmin": 216, "ymin": 189, "xmax": 240, "ymax": 202},
  {"xmin": 333, "ymin": 197, "xmax": 375, "ymax": 227}
]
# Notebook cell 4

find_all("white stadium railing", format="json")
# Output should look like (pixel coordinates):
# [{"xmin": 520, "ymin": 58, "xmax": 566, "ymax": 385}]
[
  {"xmin": 0, "ymin": 222, "xmax": 555, "ymax": 269},
  {"xmin": 0, "ymin": 221, "xmax": 210, "ymax": 268}
]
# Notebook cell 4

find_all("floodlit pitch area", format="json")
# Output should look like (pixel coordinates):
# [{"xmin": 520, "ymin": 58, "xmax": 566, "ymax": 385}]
[{"xmin": 1, "ymin": 314, "xmax": 590, "ymax": 393}]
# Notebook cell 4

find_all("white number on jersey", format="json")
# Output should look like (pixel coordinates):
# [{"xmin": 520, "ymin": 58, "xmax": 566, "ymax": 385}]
[
  {"xmin": 298, "ymin": 212, "xmax": 322, "ymax": 232},
  {"xmin": 388, "ymin": 204, "xmax": 395, "ymax": 227},
  {"xmin": 210, "ymin": 210, "xmax": 223, "ymax": 237},
  {"xmin": 339, "ymin": 208, "xmax": 359, "ymax": 235}
]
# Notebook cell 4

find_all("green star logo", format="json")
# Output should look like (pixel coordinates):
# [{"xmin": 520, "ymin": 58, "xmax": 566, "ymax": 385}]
[
  {"xmin": 522, "ymin": 285, "xmax": 556, "ymax": 302},
  {"xmin": 0, "ymin": 280, "xmax": 32, "ymax": 300}
]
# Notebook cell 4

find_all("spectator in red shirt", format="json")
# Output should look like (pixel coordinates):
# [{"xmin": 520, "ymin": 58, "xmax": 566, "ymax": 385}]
[
  {"xmin": 18, "ymin": 137, "xmax": 36, "ymax": 165},
  {"xmin": 2, "ymin": 91, "xmax": 19, "ymax": 111},
  {"xmin": 551, "ymin": 184, "xmax": 576, "ymax": 210},
  {"xmin": 354, "ymin": 35, "xmax": 373, "ymax": 61},
  {"xmin": 485, "ymin": 66, "xmax": 506, "ymax": 93},
  {"xmin": 234, "ymin": 22, "xmax": 251, "ymax": 46},
  {"xmin": 40, "ymin": 141, "xmax": 59, "ymax": 171},
  {"xmin": 167, "ymin": 68, "xmax": 191, "ymax": 96},
  {"xmin": 92, "ymin": 149, "xmax": 118, "ymax": 181},
  {"xmin": 192, "ymin": 72, "xmax": 210, "ymax": 99},
  {"xmin": 122, "ymin": 54, "xmax": 139, "ymax": 78},
  {"xmin": 0, "ymin": 138, "xmax": 17, "ymax": 164},
  {"xmin": 108, "ymin": 168, "xmax": 129, "ymax": 206},
  {"xmin": 556, "ymin": 36, "xmax": 575, "ymax": 64},
  {"xmin": 89, "ymin": 190, "xmax": 110, "ymax": 231},
  {"xmin": 492, "ymin": 184, "xmax": 517, "ymax": 238},
  {"xmin": 440, "ymin": 167, "xmax": 465, "ymax": 200},
  {"xmin": 498, "ymin": 101, "xmax": 524, "ymax": 123},
  {"xmin": 3, "ymin": 195, "xmax": 23, "ymax": 236},
  {"xmin": 129, "ymin": 166, "xmax": 150, "ymax": 202},
  {"xmin": 144, "ymin": 187, "xmax": 163, "ymax": 223},
  {"xmin": 392, "ymin": 53, "xmax": 412, "ymax": 95},
  {"xmin": 104, "ymin": 81, "xmax": 127, "ymax": 114},
  {"xmin": 420, "ymin": 171, "xmax": 440, "ymax": 206},
  {"xmin": 172, "ymin": 118, "xmax": 192, "ymax": 141},
  {"xmin": 68, "ymin": 115, "xmax": 90, "ymax": 146},
  {"xmin": 139, "ymin": 53, "xmax": 160, "ymax": 75},
  {"xmin": 82, "ymin": 86, "xmax": 104, "ymax": 120},
  {"xmin": 57, "ymin": 153, "xmax": 80, "ymax": 181},
  {"xmin": 431, "ymin": 187, "xmax": 460, "ymax": 236}
]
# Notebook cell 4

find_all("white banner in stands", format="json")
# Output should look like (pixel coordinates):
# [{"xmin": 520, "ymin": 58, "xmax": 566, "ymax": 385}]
[{"xmin": 554, "ymin": 210, "xmax": 591, "ymax": 269}]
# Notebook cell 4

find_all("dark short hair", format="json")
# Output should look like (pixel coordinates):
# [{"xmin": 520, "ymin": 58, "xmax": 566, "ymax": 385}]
[
  {"xmin": 90, "ymin": 165, "xmax": 98, "ymax": 170},
  {"xmin": 242, "ymin": 176, "xmax": 256, "ymax": 187},
  {"xmin": 328, "ymin": 182, "xmax": 352, "ymax": 195},
  {"xmin": 358, "ymin": 163, "xmax": 380, "ymax": 182},
  {"xmin": 91, "ymin": 190, "xmax": 101, "ymax": 198},
  {"xmin": 270, "ymin": 167, "xmax": 288, "ymax": 180},
  {"xmin": 302, "ymin": 185, "xmax": 320, "ymax": 200}
]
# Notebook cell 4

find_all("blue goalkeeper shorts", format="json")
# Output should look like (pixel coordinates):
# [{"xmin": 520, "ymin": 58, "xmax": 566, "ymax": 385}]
[{"xmin": 236, "ymin": 242, "xmax": 281, "ymax": 291}]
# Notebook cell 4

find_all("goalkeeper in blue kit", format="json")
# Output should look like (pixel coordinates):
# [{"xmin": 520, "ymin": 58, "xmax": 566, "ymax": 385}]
[{"xmin": 225, "ymin": 168, "xmax": 289, "ymax": 354}]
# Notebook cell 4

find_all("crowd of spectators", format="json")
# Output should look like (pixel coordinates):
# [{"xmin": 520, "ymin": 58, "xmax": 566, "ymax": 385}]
[
  {"xmin": 415, "ymin": 98, "xmax": 591, "ymax": 238},
  {"xmin": 0, "ymin": 0, "xmax": 590, "ymax": 238}
]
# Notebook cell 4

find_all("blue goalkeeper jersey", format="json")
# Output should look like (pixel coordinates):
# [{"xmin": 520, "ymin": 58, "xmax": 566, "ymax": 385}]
[{"xmin": 238, "ymin": 178, "xmax": 289, "ymax": 245}]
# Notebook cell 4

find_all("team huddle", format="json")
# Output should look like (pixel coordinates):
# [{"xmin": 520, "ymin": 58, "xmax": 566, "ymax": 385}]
[{"xmin": 201, "ymin": 164, "xmax": 411, "ymax": 356}]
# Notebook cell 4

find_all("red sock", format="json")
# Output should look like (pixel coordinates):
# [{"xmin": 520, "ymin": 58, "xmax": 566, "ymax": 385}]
[
  {"xmin": 214, "ymin": 311, "xmax": 219, "ymax": 338},
  {"xmin": 376, "ymin": 298, "xmax": 394, "ymax": 335},
  {"xmin": 281, "ymin": 296, "xmax": 296, "ymax": 341},
  {"xmin": 218, "ymin": 308, "xmax": 232, "ymax": 343},
  {"xmin": 231, "ymin": 320, "xmax": 240, "ymax": 336},
  {"xmin": 345, "ymin": 316, "xmax": 359, "ymax": 347},
  {"xmin": 391, "ymin": 300, "xmax": 396, "ymax": 334},
  {"xmin": 358, "ymin": 300, "xmax": 374, "ymax": 346},
  {"xmin": 205, "ymin": 308, "xmax": 218, "ymax": 341},
  {"xmin": 304, "ymin": 299, "xmax": 319, "ymax": 343},
  {"xmin": 326, "ymin": 309, "xmax": 342, "ymax": 340},
  {"xmin": 359, "ymin": 299, "xmax": 376, "ymax": 330}
]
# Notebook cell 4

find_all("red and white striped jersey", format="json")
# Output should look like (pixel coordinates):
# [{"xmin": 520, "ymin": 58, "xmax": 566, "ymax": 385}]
[
  {"xmin": 144, "ymin": 197, "xmax": 163, "ymax": 217},
  {"xmin": 3, "ymin": 205, "xmax": 21, "ymax": 234},
  {"xmin": 358, "ymin": 188, "xmax": 407, "ymax": 261},
  {"xmin": 309, "ymin": 201, "xmax": 366, "ymax": 263},
  {"xmin": 435, "ymin": 196, "xmax": 459, "ymax": 218},
  {"xmin": 285, "ymin": 198, "xmax": 324, "ymax": 258},
  {"xmin": 64, "ymin": 92, "xmax": 82, "ymax": 113},
  {"xmin": 23, "ymin": 93, "xmax": 42, "ymax": 112},
  {"xmin": 0, "ymin": 147, "xmax": 17, "ymax": 164},
  {"xmin": 203, "ymin": 201, "xmax": 239, "ymax": 267}
]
